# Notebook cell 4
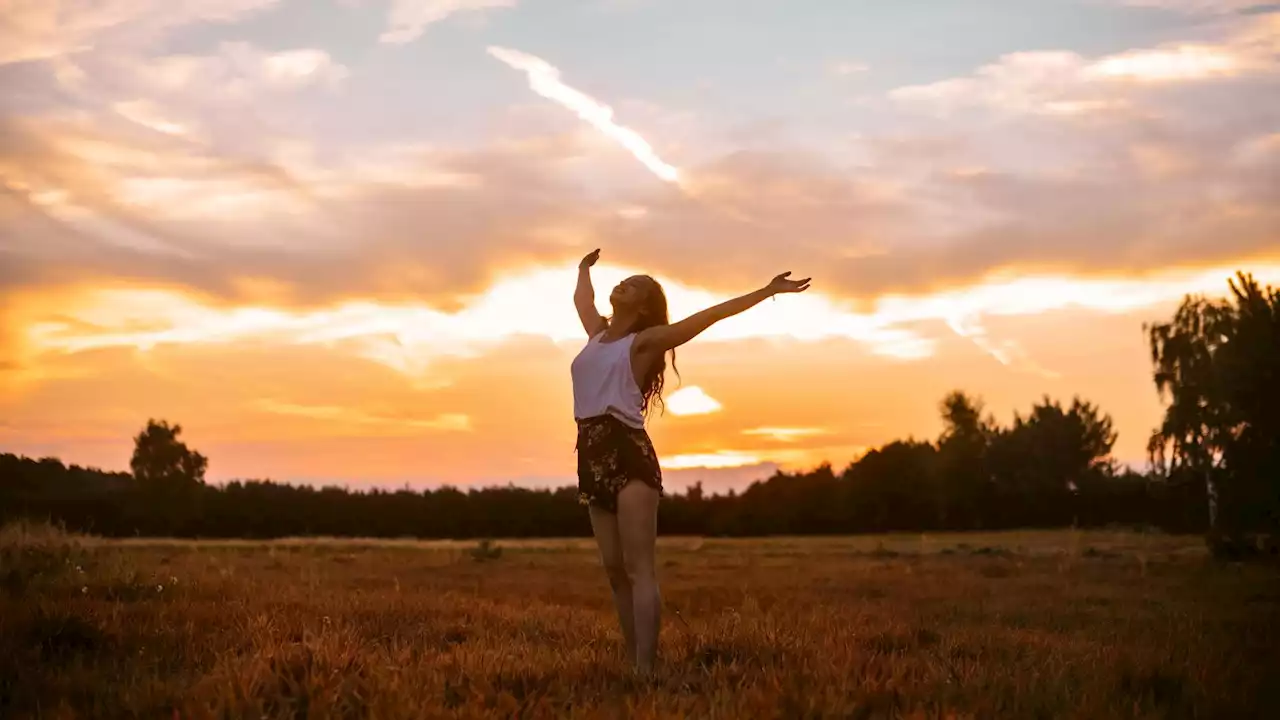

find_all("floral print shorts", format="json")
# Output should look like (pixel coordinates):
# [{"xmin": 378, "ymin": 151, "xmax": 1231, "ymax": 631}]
[{"xmin": 575, "ymin": 414, "xmax": 664, "ymax": 513}]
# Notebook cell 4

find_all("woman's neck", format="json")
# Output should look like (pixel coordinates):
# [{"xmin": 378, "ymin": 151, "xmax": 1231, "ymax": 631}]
[{"xmin": 605, "ymin": 312, "xmax": 641, "ymax": 338}]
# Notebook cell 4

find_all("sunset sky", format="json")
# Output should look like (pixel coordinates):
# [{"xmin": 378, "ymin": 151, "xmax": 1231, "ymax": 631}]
[{"xmin": 2, "ymin": 0, "xmax": 1278, "ymax": 493}]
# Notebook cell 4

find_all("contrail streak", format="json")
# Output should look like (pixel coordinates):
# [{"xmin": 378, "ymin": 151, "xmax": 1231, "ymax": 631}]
[
  {"xmin": 947, "ymin": 314, "xmax": 1061, "ymax": 379},
  {"xmin": 486, "ymin": 45, "xmax": 681, "ymax": 184}
]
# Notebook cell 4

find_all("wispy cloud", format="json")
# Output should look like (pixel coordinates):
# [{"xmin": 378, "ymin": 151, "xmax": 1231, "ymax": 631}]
[
  {"xmin": 742, "ymin": 427, "xmax": 829, "ymax": 443},
  {"xmin": 890, "ymin": 17, "xmax": 1277, "ymax": 114},
  {"xmin": 136, "ymin": 42, "xmax": 350, "ymax": 97},
  {"xmin": 381, "ymin": 0, "xmax": 516, "ymax": 44},
  {"xmin": 5, "ymin": 103, "xmax": 1278, "ymax": 323},
  {"xmin": 1086, "ymin": 44, "xmax": 1259, "ymax": 82},
  {"xmin": 1120, "ymin": 0, "xmax": 1279, "ymax": 14},
  {"xmin": 486, "ymin": 45, "xmax": 681, "ymax": 184},
  {"xmin": 111, "ymin": 100, "xmax": 191, "ymax": 137},
  {"xmin": 255, "ymin": 400, "xmax": 471, "ymax": 433},
  {"xmin": 0, "ymin": 0, "xmax": 282, "ymax": 66},
  {"xmin": 890, "ymin": 51, "xmax": 1091, "ymax": 115},
  {"xmin": 831, "ymin": 61, "xmax": 869, "ymax": 76},
  {"xmin": 945, "ymin": 315, "xmax": 1061, "ymax": 379}
]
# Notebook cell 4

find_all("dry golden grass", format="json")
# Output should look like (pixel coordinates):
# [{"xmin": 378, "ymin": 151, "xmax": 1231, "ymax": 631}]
[{"xmin": 2, "ymin": 521, "xmax": 1277, "ymax": 719}]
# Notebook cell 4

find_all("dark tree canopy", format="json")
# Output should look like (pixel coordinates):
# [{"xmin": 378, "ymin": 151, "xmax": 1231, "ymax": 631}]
[
  {"xmin": 936, "ymin": 391, "xmax": 997, "ymax": 530},
  {"xmin": 991, "ymin": 396, "xmax": 1117, "ymax": 494},
  {"xmin": 1145, "ymin": 271, "xmax": 1280, "ymax": 547},
  {"xmin": 131, "ymin": 419, "xmax": 208, "ymax": 491},
  {"xmin": 1, "ymin": 394, "xmax": 1166, "ymax": 540}
]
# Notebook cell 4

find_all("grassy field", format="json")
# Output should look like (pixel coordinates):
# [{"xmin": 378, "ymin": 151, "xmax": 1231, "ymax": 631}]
[{"xmin": 2, "ymin": 523, "xmax": 1277, "ymax": 719}]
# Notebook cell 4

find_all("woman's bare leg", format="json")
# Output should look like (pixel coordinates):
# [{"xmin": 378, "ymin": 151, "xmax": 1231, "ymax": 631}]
[
  {"xmin": 588, "ymin": 503, "xmax": 636, "ymax": 664},
  {"xmin": 617, "ymin": 480, "xmax": 661, "ymax": 673}
]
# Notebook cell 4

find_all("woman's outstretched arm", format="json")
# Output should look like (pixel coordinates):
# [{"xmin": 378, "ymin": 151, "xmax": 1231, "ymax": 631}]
[
  {"xmin": 575, "ymin": 248, "xmax": 607, "ymax": 337},
  {"xmin": 638, "ymin": 271, "xmax": 811, "ymax": 353}
]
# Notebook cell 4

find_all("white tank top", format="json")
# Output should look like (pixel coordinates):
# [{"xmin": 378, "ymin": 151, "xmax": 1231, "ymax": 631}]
[{"xmin": 570, "ymin": 330, "xmax": 646, "ymax": 429}]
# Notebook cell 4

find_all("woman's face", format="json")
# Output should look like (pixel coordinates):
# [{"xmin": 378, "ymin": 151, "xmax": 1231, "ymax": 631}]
[{"xmin": 610, "ymin": 275, "xmax": 650, "ymax": 310}]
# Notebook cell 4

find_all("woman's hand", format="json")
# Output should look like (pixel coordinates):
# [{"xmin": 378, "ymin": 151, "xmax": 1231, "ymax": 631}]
[
  {"xmin": 766, "ymin": 271, "xmax": 811, "ymax": 296},
  {"xmin": 575, "ymin": 248, "xmax": 605, "ymax": 337}
]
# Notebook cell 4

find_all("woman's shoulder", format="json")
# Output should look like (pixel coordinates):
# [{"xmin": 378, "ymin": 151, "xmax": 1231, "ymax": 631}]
[{"xmin": 630, "ymin": 324, "xmax": 666, "ymax": 349}]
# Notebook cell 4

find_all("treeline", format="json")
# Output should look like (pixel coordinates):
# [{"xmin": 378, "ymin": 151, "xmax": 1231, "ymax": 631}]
[
  {"xmin": 0, "ymin": 392, "xmax": 1205, "ymax": 539},
  {"xmin": 2, "ymin": 271, "xmax": 1275, "ymax": 545}
]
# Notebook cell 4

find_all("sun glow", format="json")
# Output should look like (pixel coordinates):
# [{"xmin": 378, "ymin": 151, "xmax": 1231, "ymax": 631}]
[
  {"xmin": 665, "ymin": 386, "xmax": 723, "ymax": 416},
  {"xmin": 12, "ymin": 260, "xmax": 1280, "ymax": 379},
  {"xmin": 661, "ymin": 451, "xmax": 763, "ymax": 470}
]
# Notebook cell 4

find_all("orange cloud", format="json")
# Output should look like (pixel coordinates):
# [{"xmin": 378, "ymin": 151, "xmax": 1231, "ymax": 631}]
[
  {"xmin": 742, "ymin": 427, "xmax": 830, "ymax": 443},
  {"xmin": 8, "ymin": 260, "xmax": 1280, "ymax": 391},
  {"xmin": 5, "ymin": 72, "xmax": 1278, "ymax": 324},
  {"xmin": 253, "ymin": 400, "xmax": 471, "ymax": 435},
  {"xmin": 381, "ymin": 0, "xmax": 517, "ymax": 44}
]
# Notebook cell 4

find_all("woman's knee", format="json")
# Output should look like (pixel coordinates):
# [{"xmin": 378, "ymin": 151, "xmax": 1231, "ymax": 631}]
[
  {"xmin": 603, "ymin": 558, "xmax": 631, "ymax": 588},
  {"xmin": 623, "ymin": 554, "xmax": 655, "ymax": 585}
]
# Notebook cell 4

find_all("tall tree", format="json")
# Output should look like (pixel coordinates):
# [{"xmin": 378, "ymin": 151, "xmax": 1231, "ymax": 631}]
[
  {"xmin": 989, "ymin": 396, "xmax": 1117, "ymax": 525},
  {"xmin": 1146, "ymin": 271, "xmax": 1280, "ymax": 548},
  {"xmin": 131, "ymin": 419, "xmax": 208, "ymax": 492},
  {"xmin": 842, "ymin": 439, "xmax": 939, "ymax": 531},
  {"xmin": 992, "ymin": 396, "xmax": 1117, "ymax": 492},
  {"xmin": 936, "ymin": 391, "xmax": 997, "ymax": 529}
]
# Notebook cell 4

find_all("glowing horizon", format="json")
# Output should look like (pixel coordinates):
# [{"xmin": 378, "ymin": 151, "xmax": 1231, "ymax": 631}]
[{"xmin": 7, "ymin": 258, "xmax": 1279, "ymax": 481}]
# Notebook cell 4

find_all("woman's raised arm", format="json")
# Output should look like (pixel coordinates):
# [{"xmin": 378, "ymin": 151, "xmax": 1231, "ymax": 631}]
[
  {"xmin": 637, "ymin": 271, "xmax": 810, "ymax": 354},
  {"xmin": 574, "ymin": 248, "xmax": 607, "ymax": 337}
]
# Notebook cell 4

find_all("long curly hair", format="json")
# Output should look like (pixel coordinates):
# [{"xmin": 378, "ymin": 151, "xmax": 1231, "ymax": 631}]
[{"xmin": 608, "ymin": 275, "xmax": 680, "ymax": 419}]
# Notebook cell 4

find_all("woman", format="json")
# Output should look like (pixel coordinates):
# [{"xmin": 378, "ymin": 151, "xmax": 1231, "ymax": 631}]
[{"xmin": 570, "ymin": 247, "xmax": 810, "ymax": 673}]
